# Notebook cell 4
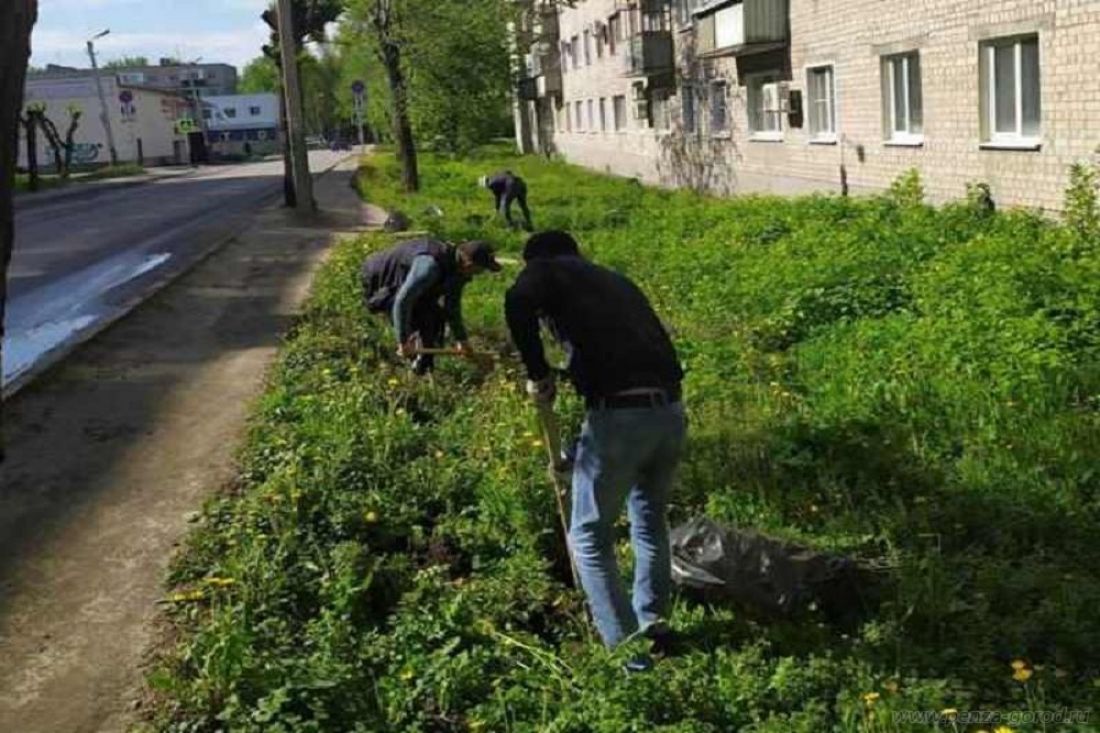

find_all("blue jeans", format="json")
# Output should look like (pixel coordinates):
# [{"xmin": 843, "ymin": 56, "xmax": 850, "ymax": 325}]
[{"xmin": 568, "ymin": 402, "xmax": 687, "ymax": 647}]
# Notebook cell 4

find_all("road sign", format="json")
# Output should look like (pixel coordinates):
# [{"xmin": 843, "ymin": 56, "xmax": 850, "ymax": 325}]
[
  {"xmin": 351, "ymin": 80, "xmax": 365, "ymax": 95},
  {"xmin": 175, "ymin": 118, "xmax": 197, "ymax": 135},
  {"xmin": 119, "ymin": 90, "xmax": 133, "ymax": 104}
]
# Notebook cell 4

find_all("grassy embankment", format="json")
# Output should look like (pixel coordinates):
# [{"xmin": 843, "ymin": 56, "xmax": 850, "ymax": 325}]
[{"xmin": 144, "ymin": 147, "xmax": 1100, "ymax": 732}]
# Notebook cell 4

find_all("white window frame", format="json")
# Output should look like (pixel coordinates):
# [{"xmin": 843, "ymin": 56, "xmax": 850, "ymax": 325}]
[
  {"xmin": 882, "ymin": 52, "xmax": 923, "ymax": 146},
  {"xmin": 746, "ymin": 72, "xmax": 784, "ymax": 142},
  {"xmin": 980, "ymin": 34, "xmax": 1041, "ymax": 149},
  {"xmin": 583, "ymin": 29, "xmax": 592, "ymax": 66},
  {"xmin": 575, "ymin": 100, "xmax": 584, "ymax": 131},
  {"xmin": 587, "ymin": 99, "xmax": 595, "ymax": 133},
  {"xmin": 613, "ymin": 95, "xmax": 627, "ymax": 132},
  {"xmin": 805, "ymin": 64, "xmax": 837, "ymax": 144},
  {"xmin": 599, "ymin": 97, "xmax": 608, "ymax": 132},
  {"xmin": 571, "ymin": 36, "xmax": 580, "ymax": 69}
]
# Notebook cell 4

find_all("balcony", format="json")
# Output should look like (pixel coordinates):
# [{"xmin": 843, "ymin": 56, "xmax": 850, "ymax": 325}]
[
  {"xmin": 623, "ymin": 31, "xmax": 674, "ymax": 77},
  {"xmin": 530, "ymin": 42, "xmax": 562, "ymax": 97},
  {"xmin": 517, "ymin": 76, "xmax": 539, "ymax": 101}
]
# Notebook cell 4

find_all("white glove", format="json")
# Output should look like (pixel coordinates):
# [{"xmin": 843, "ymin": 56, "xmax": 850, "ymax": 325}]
[{"xmin": 525, "ymin": 375, "xmax": 556, "ymax": 405}]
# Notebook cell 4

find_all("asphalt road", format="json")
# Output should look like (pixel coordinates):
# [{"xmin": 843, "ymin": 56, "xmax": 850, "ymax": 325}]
[{"xmin": 3, "ymin": 151, "xmax": 348, "ymax": 389}]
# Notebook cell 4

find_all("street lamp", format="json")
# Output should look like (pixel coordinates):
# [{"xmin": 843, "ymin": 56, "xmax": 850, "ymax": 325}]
[{"xmin": 86, "ymin": 28, "xmax": 120, "ymax": 165}]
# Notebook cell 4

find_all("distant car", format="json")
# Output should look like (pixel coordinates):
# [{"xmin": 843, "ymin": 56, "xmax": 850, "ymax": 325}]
[
  {"xmin": 329, "ymin": 140, "xmax": 351, "ymax": 151},
  {"xmin": 305, "ymin": 135, "xmax": 328, "ymax": 150}
]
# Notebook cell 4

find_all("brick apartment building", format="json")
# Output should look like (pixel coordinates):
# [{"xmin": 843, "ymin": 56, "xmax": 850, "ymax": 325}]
[{"xmin": 513, "ymin": 0, "xmax": 1100, "ymax": 210}]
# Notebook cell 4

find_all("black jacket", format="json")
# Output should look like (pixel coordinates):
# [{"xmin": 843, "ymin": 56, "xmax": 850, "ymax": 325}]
[
  {"xmin": 360, "ymin": 238, "xmax": 459, "ymax": 311},
  {"xmin": 504, "ymin": 256, "xmax": 682, "ymax": 401},
  {"xmin": 487, "ymin": 171, "xmax": 526, "ymax": 200}
]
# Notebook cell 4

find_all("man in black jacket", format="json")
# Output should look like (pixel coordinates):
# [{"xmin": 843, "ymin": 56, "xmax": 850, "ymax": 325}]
[
  {"xmin": 480, "ymin": 170, "xmax": 533, "ymax": 231},
  {"xmin": 361, "ymin": 238, "xmax": 500, "ymax": 373},
  {"xmin": 504, "ymin": 231, "xmax": 686, "ymax": 665}
]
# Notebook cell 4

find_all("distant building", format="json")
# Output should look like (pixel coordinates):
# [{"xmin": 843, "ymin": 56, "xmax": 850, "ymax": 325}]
[
  {"xmin": 32, "ymin": 60, "xmax": 239, "ymax": 97},
  {"xmin": 18, "ymin": 74, "xmax": 191, "ymax": 169},
  {"xmin": 513, "ymin": 0, "xmax": 1100, "ymax": 211},
  {"xmin": 201, "ymin": 93, "xmax": 281, "ymax": 158}
]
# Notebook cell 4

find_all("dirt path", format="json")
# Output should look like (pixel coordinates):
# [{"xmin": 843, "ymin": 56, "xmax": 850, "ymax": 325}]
[{"xmin": 0, "ymin": 159, "xmax": 380, "ymax": 733}]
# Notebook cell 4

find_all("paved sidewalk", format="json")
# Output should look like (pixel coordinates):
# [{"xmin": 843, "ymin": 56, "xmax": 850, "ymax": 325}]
[{"xmin": 0, "ymin": 158, "xmax": 369, "ymax": 733}]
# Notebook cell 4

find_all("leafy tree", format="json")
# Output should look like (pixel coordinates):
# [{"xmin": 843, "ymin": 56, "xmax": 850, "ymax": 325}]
[
  {"xmin": 104, "ymin": 55, "xmax": 150, "ymax": 69},
  {"xmin": 1, "ymin": 0, "xmax": 38, "ymax": 461},
  {"xmin": 240, "ymin": 55, "xmax": 280, "ymax": 93}
]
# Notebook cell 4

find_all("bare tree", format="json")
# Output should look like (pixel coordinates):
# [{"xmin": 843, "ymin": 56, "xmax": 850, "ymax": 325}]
[
  {"xmin": 19, "ymin": 111, "xmax": 39, "ymax": 192},
  {"xmin": 1, "ymin": 0, "xmax": 39, "ymax": 460},
  {"xmin": 365, "ymin": 0, "xmax": 418, "ymax": 192},
  {"xmin": 27, "ymin": 104, "xmax": 82, "ymax": 178}
]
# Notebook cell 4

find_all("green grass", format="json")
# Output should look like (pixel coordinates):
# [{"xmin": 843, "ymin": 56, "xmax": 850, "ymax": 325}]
[
  {"xmin": 143, "ymin": 145, "xmax": 1100, "ymax": 732},
  {"xmin": 15, "ymin": 163, "xmax": 145, "ymax": 193}
]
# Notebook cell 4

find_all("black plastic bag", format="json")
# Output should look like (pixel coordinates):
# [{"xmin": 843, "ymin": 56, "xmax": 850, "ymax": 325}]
[{"xmin": 670, "ymin": 517, "xmax": 878, "ymax": 625}]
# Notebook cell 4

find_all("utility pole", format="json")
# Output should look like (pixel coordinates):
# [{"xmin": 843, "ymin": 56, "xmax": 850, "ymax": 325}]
[
  {"xmin": 276, "ymin": 0, "xmax": 314, "ymax": 212},
  {"xmin": 352, "ymin": 80, "xmax": 366, "ymax": 154},
  {"xmin": 86, "ymin": 29, "xmax": 119, "ymax": 166}
]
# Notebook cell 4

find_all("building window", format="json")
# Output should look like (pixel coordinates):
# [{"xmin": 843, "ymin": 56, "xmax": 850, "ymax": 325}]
[
  {"xmin": 561, "ymin": 103, "xmax": 571, "ymax": 132},
  {"xmin": 587, "ymin": 99, "xmax": 595, "ymax": 132},
  {"xmin": 652, "ymin": 92, "xmax": 672, "ymax": 131},
  {"xmin": 681, "ymin": 85, "xmax": 696, "ymax": 134},
  {"xmin": 608, "ymin": 15, "xmax": 619, "ymax": 54},
  {"xmin": 806, "ymin": 65, "xmax": 836, "ymax": 141},
  {"xmin": 710, "ymin": 80, "xmax": 728, "ymax": 135},
  {"xmin": 224, "ymin": 107, "xmax": 237, "ymax": 119},
  {"xmin": 571, "ymin": 36, "xmax": 580, "ymax": 69},
  {"xmin": 583, "ymin": 29, "xmax": 592, "ymax": 65},
  {"xmin": 599, "ymin": 97, "xmax": 608, "ymax": 132},
  {"xmin": 596, "ymin": 26, "xmax": 605, "ymax": 59},
  {"xmin": 747, "ymin": 74, "xmax": 783, "ymax": 139},
  {"xmin": 881, "ymin": 52, "xmax": 922, "ymax": 143},
  {"xmin": 613, "ymin": 95, "xmax": 627, "ymax": 132},
  {"xmin": 980, "ymin": 34, "xmax": 1040, "ymax": 146},
  {"xmin": 674, "ymin": 0, "xmax": 698, "ymax": 27},
  {"xmin": 202, "ymin": 109, "xmax": 212, "ymax": 120},
  {"xmin": 249, "ymin": 105, "xmax": 262, "ymax": 116},
  {"xmin": 575, "ymin": 100, "xmax": 583, "ymax": 131}
]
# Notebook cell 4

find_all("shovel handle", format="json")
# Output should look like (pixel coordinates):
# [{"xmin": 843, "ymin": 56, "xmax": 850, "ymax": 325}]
[{"xmin": 535, "ymin": 402, "xmax": 581, "ymax": 589}]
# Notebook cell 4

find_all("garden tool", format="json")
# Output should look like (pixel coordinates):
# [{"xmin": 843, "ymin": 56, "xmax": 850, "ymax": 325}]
[
  {"xmin": 411, "ymin": 346, "xmax": 498, "ymax": 371},
  {"xmin": 534, "ymin": 400, "xmax": 582, "ymax": 589}
]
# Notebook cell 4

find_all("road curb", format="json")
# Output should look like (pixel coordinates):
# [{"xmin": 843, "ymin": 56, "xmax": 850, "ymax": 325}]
[
  {"xmin": 4, "ymin": 156, "xmax": 358, "ymax": 399},
  {"xmin": 13, "ymin": 170, "xmax": 201, "ymax": 212}
]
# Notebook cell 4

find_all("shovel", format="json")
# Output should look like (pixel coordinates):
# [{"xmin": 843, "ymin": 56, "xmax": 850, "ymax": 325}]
[{"xmin": 535, "ymin": 401, "xmax": 581, "ymax": 589}]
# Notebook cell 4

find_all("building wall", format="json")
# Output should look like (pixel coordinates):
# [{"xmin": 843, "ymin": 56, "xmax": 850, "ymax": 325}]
[
  {"xmin": 538, "ymin": 0, "xmax": 1100, "ymax": 210},
  {"xmin": 19, "ymin": 76, "xmax": 189, "ymax": 168},
  {"xmin": 202, "ymin": 93, "xmax": 281, "ymax": 157}
]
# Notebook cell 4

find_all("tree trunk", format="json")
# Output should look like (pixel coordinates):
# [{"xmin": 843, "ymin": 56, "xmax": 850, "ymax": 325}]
[
  {"xmin": 63, "ymin": 110, "xmax": 81, "ymax": 174},
  {"xmin": 22, "ymin": 115, "xmax": 39, "ymax": 192},
  {"xmin": 1, "ymin": 0, "xmax": 39, "ymax": 461},
  {"xmin": 33, "ymin": 111, "xmax": 64, "ymax": 176},
  {"xmin": 381, "ymin": 41, "xmax": 419, "ymax": 192}
]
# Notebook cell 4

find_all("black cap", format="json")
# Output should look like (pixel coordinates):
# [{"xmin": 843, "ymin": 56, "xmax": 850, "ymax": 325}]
[
  {"xmin": 523, "ymin": 230, "xmax": 580, "ymax": 262},
  {"xmin": 458, "ymin": 240, "xmax": 502, "ymax": 272}
]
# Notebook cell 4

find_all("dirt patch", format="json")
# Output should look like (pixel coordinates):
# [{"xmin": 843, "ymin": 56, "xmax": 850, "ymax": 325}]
[{"xmin": 0, "ymin": 160, "xmax": 368, "ymax": 733}]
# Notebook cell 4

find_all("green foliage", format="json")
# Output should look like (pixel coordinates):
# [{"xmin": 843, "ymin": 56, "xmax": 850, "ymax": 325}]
[
  {"xmin": 240, "ymin": 55, "xmax": 280, "ymax": 94},
  {"xmin": 103, "ymin": 55, "xmax": 150, "ymax": 69},
  {"xmin": 340, "ymin": 0, "xmax": 515, "ymax": 152},
  {"xmin": 1064, "ymin": 162, "xmax": 1099, "ymax": 247},
  {"xmin": 886, "ymin": 168, "xmax": 925, "ymax": 209},
  {"xmin": 145, "ymin": 148, "xmax": 1100, "ymax": 732}
]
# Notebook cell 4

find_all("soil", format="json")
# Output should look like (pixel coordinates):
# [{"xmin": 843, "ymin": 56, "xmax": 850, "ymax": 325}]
[{"xmin": 0, "ymin": 159, "xmax": 379, "ymax": 732}]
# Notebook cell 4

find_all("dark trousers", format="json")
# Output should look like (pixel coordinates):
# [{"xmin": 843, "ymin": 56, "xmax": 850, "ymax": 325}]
[
  {"xmin": 363, "ymin": 281, "xmax": 444, "ymax": 373},
  {"xmin": 496, "ymin": 190, "xmax": 533, "ymax": 231}
]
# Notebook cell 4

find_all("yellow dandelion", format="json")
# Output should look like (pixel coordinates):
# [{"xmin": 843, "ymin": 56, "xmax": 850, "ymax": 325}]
[
  {"xmin": 883, "ymin": 680, "xmax": 899, "ymax": 694},
  {"xmin": 994, "ymin": 727, "xmax": 1016, "ymax": 733},
  {"xmin": 399, "ymin": 668, "xmax": 415, "ymax": 682},
  {"xmin": 523, "ymin": 431, "xmax": 535, "ymax": 438},
  {"xmin": 862, "ymin": 692, "xmax": 880, "ymax": 705},
  {"xmin": 941, "ymin": 708, "xmax": 958, "ymax": 718},
  {"xmin": 434, "ymin": 450, "xmax": 444, "ymax": 459},
  {"xmin": 205, "ymin": 577, "xmax": 236, "ymax": 588},
  {"xmin": 1013, "ymin": 667, "xmax": 1033, "ymax": 682},
  {"xmin": 387, "ymin": 378, "xmax": 400, "ymax": 387},
  {"xmin": 1010, "ymin": 659, "xmax": 1027, "ymax": 671},
  {"xmin": 531, "ymin": 439, "xmax": 544, "ymax": 448},
  {"xmin": 364, "ymin": 510, "xmax": 379, "ymax": 524}
]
